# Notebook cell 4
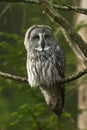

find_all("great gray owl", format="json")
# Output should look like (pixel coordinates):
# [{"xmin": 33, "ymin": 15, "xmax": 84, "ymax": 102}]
[{"xmin": 24, "ymin": 25, "xmax": 65, "ymax": 116}]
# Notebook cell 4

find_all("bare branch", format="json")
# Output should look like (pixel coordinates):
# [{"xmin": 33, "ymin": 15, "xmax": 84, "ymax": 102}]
[
  {"xmin": 0, "ymin": 0, "xmax": 87, "ymax": 85},
  {"xmin": 2, "ymin": 0, "xmax": 87, "ymax": 16},
  {"xmin": 0, "ymin": 71, "xmax": 28, "ymax": 83},
  {"xmin": 0, "ymin": 69, "xmax": 87, "ymax": 84},
  {"xmin": 61, "ymin": 28, "xmax": 87, "ymax": 66},
  {"xmin": 59, "ymin": 0, "xmax": 87, "ymax": 15},
  {"xmin": 0, "ymin": 3, "xmax": 11, "ymax": 18},
  {"xmin": 39, "ymin": 0, "xmax": 87, "ymax": 58},
  {"xmin": 59, "ymin": 68, "xmax": 87, "ymax": 84}
]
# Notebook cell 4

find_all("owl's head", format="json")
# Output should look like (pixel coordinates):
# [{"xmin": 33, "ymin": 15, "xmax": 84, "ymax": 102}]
[{"xmin": 24, "ymin": 25, "xmax": 57, "ymax": 52}]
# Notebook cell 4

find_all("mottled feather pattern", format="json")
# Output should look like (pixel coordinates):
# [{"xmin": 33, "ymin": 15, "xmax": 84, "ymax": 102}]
[
  {"xmin": 27, "ymin": 46, "xmax": 62, "ymax": 88},
  {"xmin": 24, "ymin": 25, "xmax": 65, "ymax": 116}
]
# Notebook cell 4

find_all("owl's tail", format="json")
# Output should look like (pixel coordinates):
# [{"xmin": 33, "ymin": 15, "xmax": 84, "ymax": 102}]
[
  {"xmin": 52, "ymin": 95, "xmax": 64, "ymax": 116},
  {"xmin": 40, "ymin": 86, "xmax": 65, "ymax": 116}
]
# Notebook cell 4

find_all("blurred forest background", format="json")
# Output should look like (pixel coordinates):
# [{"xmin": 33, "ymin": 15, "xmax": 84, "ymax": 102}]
[{"xmin": 0, "ymin": 0, "xmax": 87, "ymax": 130}]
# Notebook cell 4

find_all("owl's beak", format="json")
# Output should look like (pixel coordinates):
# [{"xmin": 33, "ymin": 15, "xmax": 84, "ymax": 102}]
[
  {"xmin": 39, "ymin": 34, "xmax": 45, "ymax": 50},
  {"xmin": 40, "ymin": 40, "xmax": 45, "ymax": 50}
]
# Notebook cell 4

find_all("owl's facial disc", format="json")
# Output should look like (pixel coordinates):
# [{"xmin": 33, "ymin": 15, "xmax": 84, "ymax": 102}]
[{"xmin": 35, "ymin": 33, "xmax": 51, "ymax": 52}]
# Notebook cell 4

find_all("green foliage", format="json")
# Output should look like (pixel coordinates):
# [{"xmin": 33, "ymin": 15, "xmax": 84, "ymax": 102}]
[{"xmin": 0, "ymin": 1, "xmax": 78, "ymax": 130}]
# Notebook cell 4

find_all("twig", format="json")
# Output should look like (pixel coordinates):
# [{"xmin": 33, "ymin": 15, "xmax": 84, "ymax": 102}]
[
  {"xmin": 0, "ymin": 71, "xmax": 28, "ymax": 83},
  {"xmin": 61, "ymin": 28, "xmax": 87, "ymax": 65},
  {"xmin": 0, "ymin": 3, "xmax": 11, "ymax": 18},
  {"xmin": 58, "ymin": 68, "xmax": 87, "ymax": 84},
  {"xmin": 39, "ymin": 0, "xmax": 87, "ymax": 58},
  {"xmin": 0, "ymin": 68, "xmax": 87, "ymax": 84},
  {"xmin": 59, "ymin": 0, "xmax": 87, "ymax": 15},
  {"xmin": 2, "ymin": 0, "xmax": 87, "ymax": 16}
]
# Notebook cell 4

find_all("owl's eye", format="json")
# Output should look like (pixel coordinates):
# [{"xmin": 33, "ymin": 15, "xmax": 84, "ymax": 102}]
[
  {"xmin": 44, "ymin": 34, "xmax": 51, "ymax": 38},
  {"xmin": 33, "ymin": 35, "xmax": 39, "ymax": 40}
]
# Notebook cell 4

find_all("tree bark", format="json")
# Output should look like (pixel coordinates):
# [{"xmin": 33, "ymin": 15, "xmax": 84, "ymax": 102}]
[{"xmin": 75, "ymin": 0, "xmax": 87, "ymax": 129}]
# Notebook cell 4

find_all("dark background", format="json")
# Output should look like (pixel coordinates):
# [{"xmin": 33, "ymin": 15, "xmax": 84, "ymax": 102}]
[{"xmin": 0, "ymin": 1, "xmax": 78, "ymax": 130}]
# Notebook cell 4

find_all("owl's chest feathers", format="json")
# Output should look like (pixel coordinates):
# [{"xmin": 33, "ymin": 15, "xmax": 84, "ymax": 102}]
[{"xmin": 27, "ymin": 52, "xmax": 61, "ymax": 88}]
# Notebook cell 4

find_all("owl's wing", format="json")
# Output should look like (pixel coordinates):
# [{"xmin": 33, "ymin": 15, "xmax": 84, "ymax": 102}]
[
  {"xmin": 55, "ymin": 46, "xmax": 66, "ymax": 79},
  {"xmin": 54, "ymin": 46, "xmax": 65, "ymax": 115}
]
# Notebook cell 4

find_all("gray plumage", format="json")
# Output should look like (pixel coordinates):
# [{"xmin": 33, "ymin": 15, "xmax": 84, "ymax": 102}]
[{"xmin": 24, "ymin": 25, "xmax": 65, "ymax": 115}]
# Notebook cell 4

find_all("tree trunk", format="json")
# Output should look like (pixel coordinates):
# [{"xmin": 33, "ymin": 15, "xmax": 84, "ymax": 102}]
[{"xmin": 75, "ymin": 0, "xmax": 87, "ymax": 129}]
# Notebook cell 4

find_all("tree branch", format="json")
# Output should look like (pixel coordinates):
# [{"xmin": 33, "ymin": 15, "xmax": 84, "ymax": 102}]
[
  {"xmin": 0, "ymin": 71, "xmax": 28, "ymax": 83},
  {"xmin": 0, "ymin": 3, "xmax": 11, "ymax": 18},
  {"xmin": 1, "ymin": 1, "xmax": 87, "ymax": 58},
  {"xmin": 0, "ymin": 0, "xmax": 87, "ymax": 84},
  {"xmin": 59, "ymin": 68, "xmax": 87, "ymax": 84},
  {"xmin": 0, "ymin": 69, "xmax": 87, "ymax": 84},
  {"xmin": 59, "ymin": 0, "xmax": 87, "ymax": 15},
  {"xmin": 39, "ymin": 0, "xmax": 87, "ymax": 58},
  {"xmin": 61, "ymin": 28, "xmax": 87, "ymax": 65},
  {"xmin": 3, "ymin": 0, "xmax": 87, "ymax": 16}
]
